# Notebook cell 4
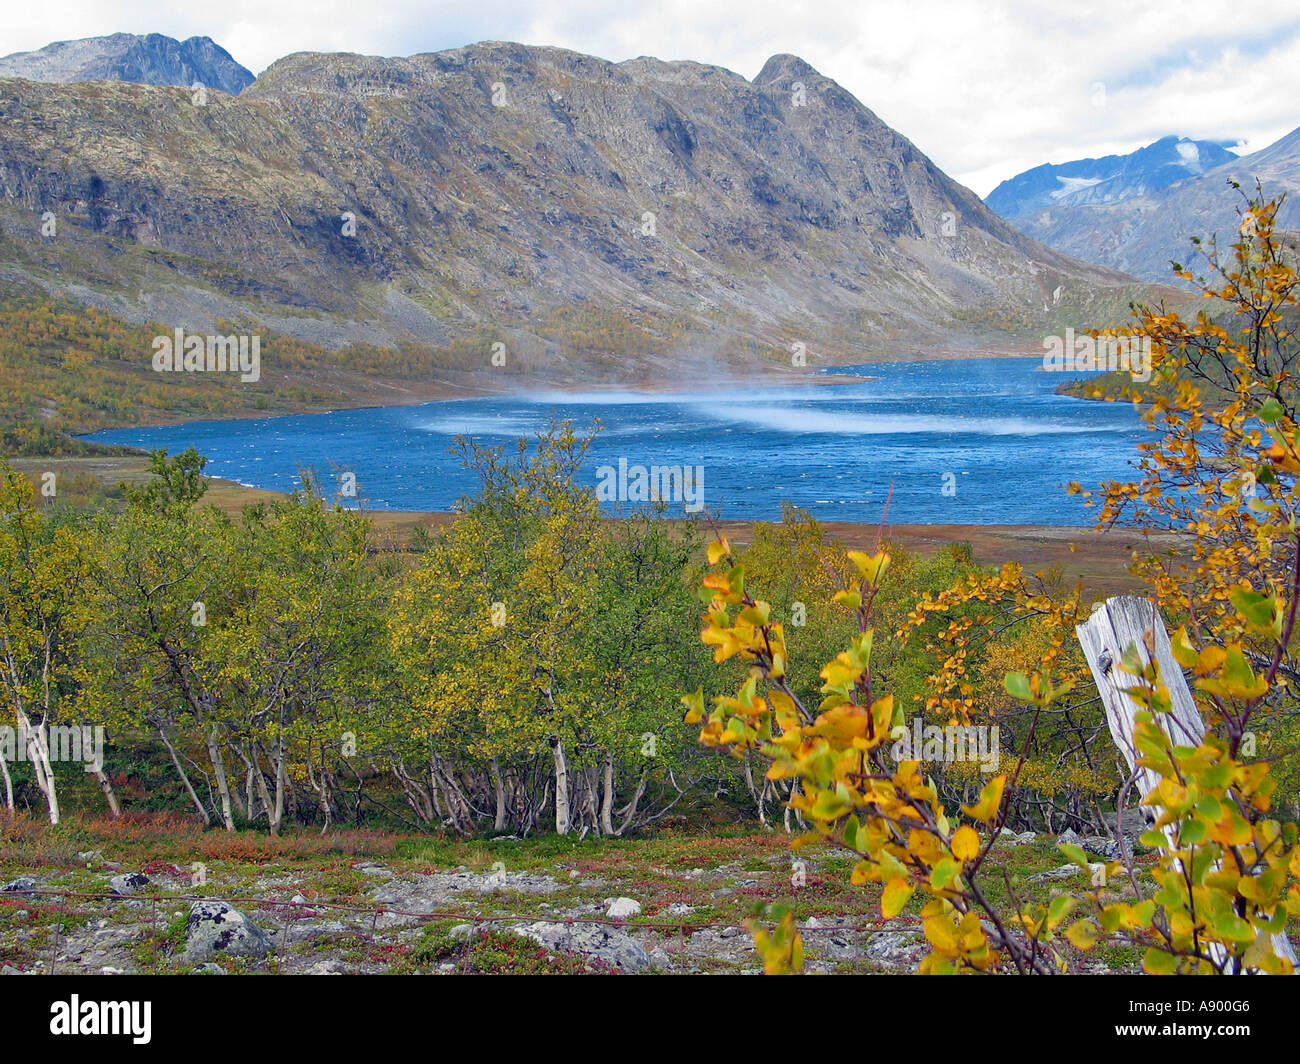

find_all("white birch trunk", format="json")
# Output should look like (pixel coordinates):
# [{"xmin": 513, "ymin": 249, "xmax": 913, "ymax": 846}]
[
  {"xmin": 1077, "ymin": 595, "xmax": 1298, "ymax": 971},
  {"xmin": 552, "ymin": 738, "xmax": 570, "ymax": 836},
  {"xmin": 207, "ymin": 724, "xmax": 237, "ymax": 832}
]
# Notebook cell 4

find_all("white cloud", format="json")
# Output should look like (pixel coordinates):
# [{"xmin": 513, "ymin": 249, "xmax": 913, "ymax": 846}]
[{"xmin": 0, "ymin": 0, "xmax": 1296, "ymax": 196}]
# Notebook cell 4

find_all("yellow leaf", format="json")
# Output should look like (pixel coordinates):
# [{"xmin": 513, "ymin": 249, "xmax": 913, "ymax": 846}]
[
  {"xmin": 961, "ymin": 774, "xmax": 1006, "ymax": 823},
  {"xmin": 1065, "ymin": 919, "xmax": 1099, "ymax": 950},
  {"xmin": 847, "ymin": 550, "xmax": 891, "ymax": 586},
  {"xmin": 882, "ymin": 878, "xmax": 915, "ymax": 918},
  {"xmin": 951, "ymin": 825, "xmax": 981, "ymax": 862}
]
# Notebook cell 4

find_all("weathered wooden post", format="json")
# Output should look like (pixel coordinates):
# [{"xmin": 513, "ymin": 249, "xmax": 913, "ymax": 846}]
[{"xmin": 1077, "ymin": 595, "xmax": 1298, "ymax": 970}]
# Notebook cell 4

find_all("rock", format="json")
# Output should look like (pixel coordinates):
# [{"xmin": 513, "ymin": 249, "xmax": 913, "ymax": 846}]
[
  {"xmin": 1015, "ymin": 831, "xmax": 1037, "ymax": 845},
  {"xmin": 0, "ymin": 33, "xmax": 256, "ymax": 95},
  {"xmin": 1080, "ymin": 836, "xmax": 1122, "ymax": 859},
  {"xmin": 665, "ymin": 902, "xmax": 695, "ymax": 917},
  {"xmin": 100, "ymin": 967, "xmax": 126, "ymax": 975},
  {"xmin": 371, "ymin": 870, "xmax": 564, "ymax": 927},
  {"xmin": 182, "ymin": 900, "xmax": 272, "ymax": 962},
  {"xmin": 648, "ymin": 947, "xmax": 672, "ymax": 969},
  {"xmin": 606, "ymin": 897, "xmax": 642, "ymax": 919},
  {"xmin": 865, "ymin": 931, "xmax": 925, "ymax": 965},
  {"xmin": 1059, "ymin": 828, "xmax": 1084, "ymax": 848},
  {"xmin": 109, "ymin": 873, "xmax": 149, "ymax": 896},
  {"xmin": 303, "ymin": 960, "xmax": 345, "ymax": 975},
  {"xmin": 509, "ymin": 921, "xmax": 652, "ymax": 974},
  {"xmin": 801, "ymin": 921, "xmax": 865, "ymax": 962},
  {"xmin": 277, "ymin": 919, "xmax": 349, "ymax": 944},
  {"xmin": 1, "ymin": 878, "xmax": 37, "ymax": 896},
  {"xmin": 192, "ymin": 962, "xmax": 225, "ymax": 975},
  {"xmin": 1103, "ymin": 810, "xmax": 1153, "ymax": 844},
  {"xmin": 1029, "ymin": 864, "xmax": 1082, "ymax": 883},
  {"xmin": 2, "ymin": 964, "xmax": 22, "ymax": 975},
  {"xmin": 711, "ymin": 888, "xmax": 734, "ymax": 898}
]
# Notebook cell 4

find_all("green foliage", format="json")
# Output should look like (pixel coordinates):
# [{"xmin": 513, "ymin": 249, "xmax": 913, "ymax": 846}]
[{"xmin": 0, "ymin": 291, "xmax": 470, "ymax": 456}]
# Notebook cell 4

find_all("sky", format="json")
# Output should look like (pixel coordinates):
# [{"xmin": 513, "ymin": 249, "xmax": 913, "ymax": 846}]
[{"xmin": 0, "ymin": 0, "xmax": 1297, "ymax": 197}]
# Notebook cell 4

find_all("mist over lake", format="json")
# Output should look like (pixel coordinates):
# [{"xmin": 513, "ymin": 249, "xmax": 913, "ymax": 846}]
[{"xmin": 83, "ymin": 357, "xmax": 1144, "ymax": 524}]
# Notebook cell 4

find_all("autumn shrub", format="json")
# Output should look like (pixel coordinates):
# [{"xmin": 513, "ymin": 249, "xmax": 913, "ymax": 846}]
[{"xmin": 684, "ymin": 192, "xmax": 1300, "ymax": 974}]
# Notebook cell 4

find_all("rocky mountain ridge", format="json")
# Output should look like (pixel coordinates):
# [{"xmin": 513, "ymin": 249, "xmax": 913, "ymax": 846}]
[
  {"xmin": 0, "ymin": 32, "xmax": 254, "ymax": 94},
  {"xmin": 0, "ymin": 41, "xmax": 1144, "ymax": 382},
  {"xmin": 987, "ymin": 136, "xmax": 1238, "ymax": 218},
  {"xmin": 990, "ymin": 129, "xmax": 1300, "ymax": 286}
]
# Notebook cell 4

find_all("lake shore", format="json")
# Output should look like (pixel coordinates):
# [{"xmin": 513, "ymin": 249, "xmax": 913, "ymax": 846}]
[
  {"xmin": 72, "ymin": 345, "xmax": 1053, "ymax": 440},
  {"xmin": 17, "ymin": 452, "xmax": 1166, "ymax": 598}
]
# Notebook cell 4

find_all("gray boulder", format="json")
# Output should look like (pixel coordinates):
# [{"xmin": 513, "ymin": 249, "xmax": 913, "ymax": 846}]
[
  {"xmin": 509, "ymin": 920, "xmax": 651, "ymax": 973},
  {"xmin": 109, "ymin": 873, "xmax": 149, "ymax": 896},
  {"xmin": 1103, "ymin": 810, "xmax": 1154, "ymax": 846},
  {"xmin": 606, "ymin": 897, "xmax": 642, "ymax": 919},
  {"xmin": 183, "ymin": 900, "xmax": 272, "ymax": 962},
  {"xmin": 865, "ymin": 931, "xmax": 925, "ymax": 966},
  {"xmin": 1079, "ymin": 836, "xmax": 1123, "ymax": 859},
  {"xmin": 1029, "ymin": 864, "xmax": 1082, "ymax": 883},
  {"xmin": 1, "ymin": 878, "xmax": 37, "ymax": 896}
]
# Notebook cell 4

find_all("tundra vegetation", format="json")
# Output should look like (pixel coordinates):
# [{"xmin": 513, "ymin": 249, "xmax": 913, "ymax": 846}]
[{"xmin": 1, "ymin": 195, "xmax": 1298, "ymax": 974}]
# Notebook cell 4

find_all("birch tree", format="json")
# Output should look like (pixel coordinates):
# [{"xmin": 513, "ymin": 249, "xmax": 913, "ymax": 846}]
[{"xmin": 0, "ymin": 464, "xmax": 97, "ymax": 824}]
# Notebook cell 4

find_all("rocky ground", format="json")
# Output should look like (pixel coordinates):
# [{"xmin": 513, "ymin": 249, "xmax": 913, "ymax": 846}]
[{"xmin": 0, "ymin": 819, "xmax": 1181, "ymax": 975}]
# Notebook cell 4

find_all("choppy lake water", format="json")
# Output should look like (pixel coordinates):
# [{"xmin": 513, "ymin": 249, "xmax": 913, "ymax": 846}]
[{"xmin": 84, "ymin": 357, "xmax": 1145, "ymax": 524}]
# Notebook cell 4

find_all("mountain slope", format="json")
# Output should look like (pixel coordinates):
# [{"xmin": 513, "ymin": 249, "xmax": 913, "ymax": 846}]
[
  {"xmin": 0, "ymin": 33, "xmax": 253, "ymax": 94},
  {"xmin": 987, "ymin": 136, "xmax": 1237, "ymax": 219},
  {"xmin": 991, "ymin": 129, "xmax": 1300, "ymax": 285},
  {"xmin": 0, "ymin": 41, "xmax": 1143, "ymax": 383}
]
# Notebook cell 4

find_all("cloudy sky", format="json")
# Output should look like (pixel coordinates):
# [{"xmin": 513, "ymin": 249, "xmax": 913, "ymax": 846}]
[{"xmin": 1, "ymin": 0, "xmax": 1296, "ymax": 196}]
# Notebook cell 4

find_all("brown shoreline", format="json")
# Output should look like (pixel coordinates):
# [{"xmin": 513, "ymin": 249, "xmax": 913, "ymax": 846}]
[
  {"xmin": 358, "ymin": 512, "xmax": 1165, "ymax": 598},
  {"xmin": 74, "ymin": 346, "xmax": 1055, "ymax": 437},
  {"xmin": 16, "ymin": 443, "xmax": 1169, "ymax": 599}
]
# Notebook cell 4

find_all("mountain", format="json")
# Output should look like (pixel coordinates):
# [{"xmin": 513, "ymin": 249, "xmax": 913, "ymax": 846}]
[
  {"xmin": 986, "ymin": 136, "xmax": 1238, "ymax": 219},
  {"xmin": 989, "ymin": 130, "xmax": 1300, "ymax": 286},
  {"xmin": 0, "ymin": 42, "xmax": 1143, "ymax": 386},
  {"xmin": 0, "ymin": 33, "xmax": 253, "ymax": 95}
]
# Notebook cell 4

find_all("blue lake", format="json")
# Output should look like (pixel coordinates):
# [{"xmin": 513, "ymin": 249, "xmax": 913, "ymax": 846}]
[{"xmin": 83, "ymin": 357, "xmax": 1146, "ymax": 524}]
